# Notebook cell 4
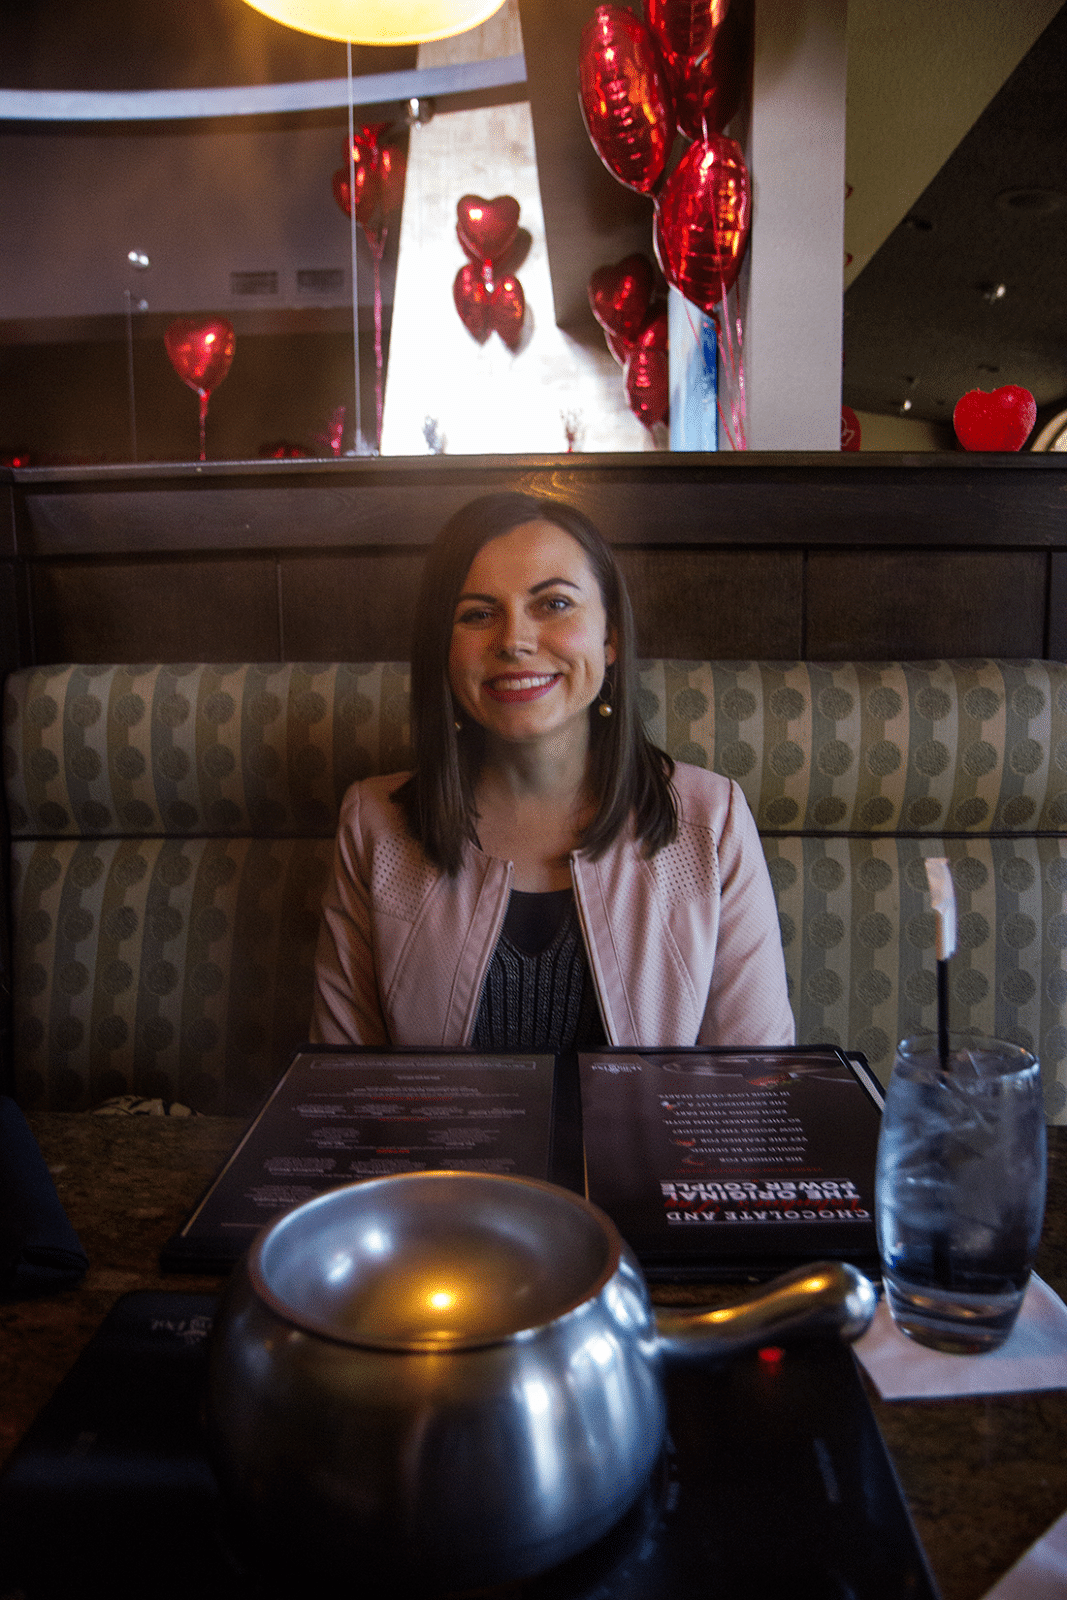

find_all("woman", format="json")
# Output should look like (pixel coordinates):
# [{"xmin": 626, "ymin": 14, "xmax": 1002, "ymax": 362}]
[{"xmin": 311, "ymin": 492, "xmax": 794, "ymax": 1051}]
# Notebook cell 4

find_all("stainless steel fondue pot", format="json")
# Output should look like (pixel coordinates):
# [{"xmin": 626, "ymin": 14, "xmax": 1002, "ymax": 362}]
[{"xmin": 208, "ymin": 1171, "xmax": 875, "ymax": 1591}]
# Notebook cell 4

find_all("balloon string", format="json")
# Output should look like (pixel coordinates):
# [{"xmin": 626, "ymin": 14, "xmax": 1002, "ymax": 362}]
[
  {"xmin": 371, "ymin": 231, "xmax": 386, "ymax": 452},
  {"xmin": 713, "ymin": 281, "xmax": 747, "ymax": 451},
  {"xmin": 347, "ymin": 43, "xmax": 362, "ymax": 454},
  {"xmin": 197, "ymin": 389, "xmax": 209, "ymax": 462},
  {"xmin": 725, "ymin": 279, "xmax": 747, "ymax": 451}
]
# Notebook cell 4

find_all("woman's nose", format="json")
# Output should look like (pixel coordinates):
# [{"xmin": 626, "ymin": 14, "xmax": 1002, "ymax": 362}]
[{"xmin": 497, "ymin": 608, "xmax": 535, "ymax": 656}]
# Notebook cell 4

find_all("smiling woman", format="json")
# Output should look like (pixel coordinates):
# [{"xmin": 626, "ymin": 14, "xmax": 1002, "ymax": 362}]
[
  {"xmin": 447, "ymin": 518, "xmax": 617, "ymax": 804},
  {"xmin": 311, "ymin": 491, "xmax": 795, "ymax": 1055}
]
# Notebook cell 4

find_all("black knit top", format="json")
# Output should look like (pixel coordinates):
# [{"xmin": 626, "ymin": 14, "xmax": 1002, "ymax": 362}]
[{"xmin": 471, "ymin": 889, "xmax": 607, "ymax": 1051}]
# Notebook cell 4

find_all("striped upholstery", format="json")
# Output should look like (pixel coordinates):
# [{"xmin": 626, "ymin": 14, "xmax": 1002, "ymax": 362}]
[{"xmin": 5, "ymin": 661, "xmax": 1067, "ymax": 1119}]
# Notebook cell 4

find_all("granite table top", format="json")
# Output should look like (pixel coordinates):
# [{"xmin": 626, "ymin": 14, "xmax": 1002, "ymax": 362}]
[{"xmin": 2, "ymin": 1112, "xmax": 1065, "ymax": 1600}]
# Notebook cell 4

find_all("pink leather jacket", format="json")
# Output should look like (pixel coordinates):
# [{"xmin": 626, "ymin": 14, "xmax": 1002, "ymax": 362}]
[{"xmin": 311, "ymin": 762, "xmax": 796, "ymax": 1051}]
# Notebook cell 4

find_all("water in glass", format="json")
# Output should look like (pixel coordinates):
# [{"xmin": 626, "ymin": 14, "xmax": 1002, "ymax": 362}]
[{"xmin": 875, "ymin": 1035, "xmax": 1047, "ymax": 1353}]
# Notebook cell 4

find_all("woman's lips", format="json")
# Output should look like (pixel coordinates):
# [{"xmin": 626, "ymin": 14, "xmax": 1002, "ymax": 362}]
[{"xmin": 483, "ymin": 673, "xmax": 560, "ymax": 703}]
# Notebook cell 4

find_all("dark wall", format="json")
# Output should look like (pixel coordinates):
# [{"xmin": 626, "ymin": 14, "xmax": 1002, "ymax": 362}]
[{"xmin": 0, "ymin": 323, "xmax": 390, "ymax": 468}]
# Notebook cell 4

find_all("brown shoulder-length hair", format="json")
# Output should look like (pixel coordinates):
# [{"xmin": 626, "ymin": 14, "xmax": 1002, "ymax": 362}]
[{"xmin": 392, "ymin": 491, "xmax": 677, "ymax": 874}]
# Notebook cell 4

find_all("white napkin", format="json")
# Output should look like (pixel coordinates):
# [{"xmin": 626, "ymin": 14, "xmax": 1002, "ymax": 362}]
[
  {"xmin": 853, "ymin": 1274, "xmax": 1067, "ymax": 1400},
  {"xmin": 980, "ymin": 1508, "xmax": 1067, "ymax": 1599}
]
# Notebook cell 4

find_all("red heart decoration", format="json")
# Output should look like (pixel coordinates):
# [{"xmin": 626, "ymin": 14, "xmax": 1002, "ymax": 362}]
[
  {"xmin": 375, "ymin": 147, "xmax": 409, "ymax": 219},
  {"xmin": 840, "ymin": 405, "xmax": 861, "ymax": 451},
  {"xmin": 610, "ymin": 302, "xmax": 669, "ymax": 366},
  {"xmin": 456, "ymin": 195, "xmax": 520, "ymax": 265},
  {"xmin": 164, "ymin": 317, "xmax": 236, "ymax": 395},
  {"xmin": 645, "ymin": 0, "xmax": 730, "ymax": 76},
  {"xmin": 635, "ymin": 303, "xmax": 669, "ymax": 351},
  {"xmin": 654, "ymin": 134, "xmax": 751, "ymax": 314},
  {"xmin": 625, "ymin": 346, "xmax": 669, "ymax": 429},
  {"xmin": 952, "ymin": 385, "xmax": 1037, "ymax": 451},
  {"xmin": 333, "ymin": 129, "xmax": 406, "ymax": 248},
  {"xmin": 453, "ymin": 263, "xmax": 491, "ymax": 342},
  {"xmin": 350, "ymin": 121, "xmax": 387, "ymax": 155},
  {"xmin": 259, "ymin": 441, "xmax": 311, "ymax": 459},
  {"xmin": 490, "ymin": 275, "xmax": 526, "ymax": 350},
  {"xmin": 606, "ymin": 330, "xmax": 634, "ymax": 367},
  {"xmin": 374, "ymin": 144, "xmax": 406, "ymax": 218},
  {"xmin": 579, "ymin": 5, "xmax": 674, "ymax": 195},
  {"xmin": 333, "ymin": 164, "xmax": 371, "ymax": 224},
  {"xmin": 588, "ymin": 254, "xmax": 654, "ymax": 341},
  {"xmin": 646, "ymin": 0, "xmax": 749, "ymax": 141}
]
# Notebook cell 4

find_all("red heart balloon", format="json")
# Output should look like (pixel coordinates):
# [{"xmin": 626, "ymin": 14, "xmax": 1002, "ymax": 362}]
[
  {"xmin": 952, "ymin": 386, "xmax": 1037, "ymax": 451},
  {"xmin": 453, "ymin": 263, "xmax": 491, "ymax": 341},
  {"xmin": 375, "ymin": 145, "xmax": 406, "ymax": 217},
  {"xmin": 609, "ymin": 302, "xmax": 668, "ymax": 368},
  {"xmin": 635, "ymin": 303, "xmax": 669, "ymax": 351},
  {"xmin": 647, "ymin": 0, "xmax": 749, "ymax": 141},
  {"xmin": 164, "ymin": 318, "xmax": 236, "ymax": 395},
  {"xmin": 334, "ymin": 134, "xmax": 406, "ymax": 245},
  {"xmin": 456, "ymin": 194, "xmax": 520, "ymax": 265},
  {"xmin": 334, "ymin": 127, "xmax": 378, "ymax": 221},
  {"xmin": 588, "ymin": 254, "xmax": 654, "ymax": 340},
  {"xmin": 646, "ymin": 0, "xmax": 731, "ymax": 74},
  {"xmin": 841, "ymin": 405, "xmax": 861, "ymax": 452},
  {"xmin": 654, "ymin": 134, "xmax": 751, "ymax": 314},
  {"xmin": 578, "ymin": 5, "xmax": 674, "ymax": 195},
  {"xmin": 349, "ymin": 121, "xmax": 388, "ymax": 155},
  {"xmin": 333, "ymin": 164, "xmax": 370, "ymax": 224},
  {"xmin": 606, "ymin": 330, "xmax": 634, "ymax": 366},
  {"xmin": 490, "ymin": 275, "xmax": 526, "ymax": 351},
  {"xmin": 625, "ymin": 346, "xmax": 670, "ymax": 429},
  {"xmin": 259, "ymin": 441, "xmax": 312, "ymax": 459}
]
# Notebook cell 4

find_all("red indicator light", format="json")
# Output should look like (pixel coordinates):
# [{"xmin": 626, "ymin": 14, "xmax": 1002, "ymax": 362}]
[{"xmin": 758, "ymin": 1345, "xmax": 785, "ymax": 1364}]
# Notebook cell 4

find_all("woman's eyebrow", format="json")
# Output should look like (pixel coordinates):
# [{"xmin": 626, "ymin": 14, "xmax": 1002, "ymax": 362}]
[
  {"xmin": 529, "ymin": 577, "xmax": 579, "ymax": 594},
  {"xmin": 454, "ymin": 576, "xmax": 580, "ymax": 607}
]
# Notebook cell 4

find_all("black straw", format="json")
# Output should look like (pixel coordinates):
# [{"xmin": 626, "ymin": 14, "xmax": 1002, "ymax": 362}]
[{"xmin": 936, "ymin": 957, "xmax": 950, "ymax": 1074}]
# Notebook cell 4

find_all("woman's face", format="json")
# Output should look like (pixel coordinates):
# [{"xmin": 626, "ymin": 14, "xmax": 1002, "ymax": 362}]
[{"xmin": 448, "ymin": 520, "xmax": 617, "ymax": 753}]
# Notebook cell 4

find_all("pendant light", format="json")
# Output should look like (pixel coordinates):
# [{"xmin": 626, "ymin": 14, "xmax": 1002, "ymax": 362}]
[{"xmin": 241, "ymin": 0, "xmax": 506, "ymax": 46}]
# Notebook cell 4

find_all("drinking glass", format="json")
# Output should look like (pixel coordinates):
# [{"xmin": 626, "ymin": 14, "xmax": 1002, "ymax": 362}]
[{"xmin": 875, "ymin": 1033, "xmax": 1047, "ymax": 1353}]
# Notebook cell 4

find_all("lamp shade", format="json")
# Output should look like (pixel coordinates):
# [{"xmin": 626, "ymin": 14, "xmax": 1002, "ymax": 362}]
[{"xmin": 241, "ymin": 0, "xmax": 507, "ymax": 45}]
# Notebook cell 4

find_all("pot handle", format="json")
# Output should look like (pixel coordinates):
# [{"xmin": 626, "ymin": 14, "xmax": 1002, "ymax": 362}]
[{"xmin": 654, "ymin": 1260, "xmax": 877, "ymax": 1360}]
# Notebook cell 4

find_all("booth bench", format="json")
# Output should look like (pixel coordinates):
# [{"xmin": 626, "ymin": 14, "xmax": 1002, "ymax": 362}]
[{"xmin": 4, "ymin": 659, "xmax": 1067, "ymax": 1121}]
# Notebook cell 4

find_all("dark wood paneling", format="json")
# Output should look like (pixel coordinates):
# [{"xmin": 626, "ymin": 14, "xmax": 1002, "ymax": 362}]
[
  {"xmin": 1050, "ymin": 552, "xmax": 1067, "ymax": 660},
  {"xmin": 0, "ymin": 473, "xmax": 15, "ymax": 558},
  {"xmin": 30, "ymin": 557, "xmax": 281, "ymax": 664},
  {"xmin": 805, "ymin": 550, "xmax": 1047, "ymax": 660},
  {"xmin": 617, "ymin": 547, "xmax": 803, "ymax": 658},
  {"xmin": 15, "ymin": 453, "xmax": 1067, "ymax": 556},
  {"xmin": 8, "ymin": 456, "xmax": 1067, "ymax": 670},
  {"xmin": 281, "ymin": 547, "xmax": 804, "ymax": 663},
  {"xmin": 280, "ymin": 551, "xmax": 424, "ymax": 661},
  {"xmin": 0, "ymin": 563, "xmax": 30, "ymax": 680}
]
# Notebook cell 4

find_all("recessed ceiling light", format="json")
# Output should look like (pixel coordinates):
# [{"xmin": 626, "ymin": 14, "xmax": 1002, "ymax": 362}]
[{"xmin": 995, "ymin": 188, "xmax": 1066, "ymax": 215}]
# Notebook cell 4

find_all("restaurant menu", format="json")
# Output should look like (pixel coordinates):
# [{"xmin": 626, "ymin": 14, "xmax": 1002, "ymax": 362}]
[
  {"xmin": 579, "ymin": 1047, "xmax": 883, "ymax": 1278},
  {"xmin": 163, "ymin": 1048, "xmax": 556, "ymax": 1271}
]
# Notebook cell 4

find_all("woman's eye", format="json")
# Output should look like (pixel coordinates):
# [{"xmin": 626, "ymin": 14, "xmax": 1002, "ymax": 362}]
[
  {"xmin": 456, "ymin": 607, "xmax": 493, "ymax": 626},
  {"xmin": 539, "ymin": 595, "xmax": 572, "ymax": 614}
]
